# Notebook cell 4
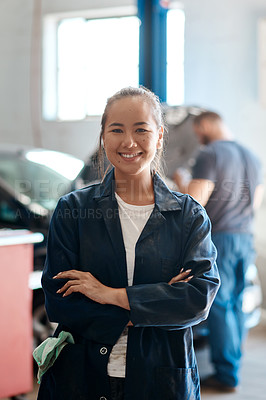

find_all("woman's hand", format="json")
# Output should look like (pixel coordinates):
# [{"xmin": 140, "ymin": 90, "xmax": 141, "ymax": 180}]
[
  {"xmin": 53, "ymin": 270, "xmax": 130, "ymax": 310},
  {"xmin": 54, "ymin": 270, "xmax": 110, "ymax": 303},
  {"xmin": 168, "ymin": 268, "xmax": 193, "ymax": 285}
]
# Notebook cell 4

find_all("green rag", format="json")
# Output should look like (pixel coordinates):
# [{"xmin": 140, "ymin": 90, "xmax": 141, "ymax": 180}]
[{"xmin": 33, "ymin": 330, "xmax": 75, "ymax": 383}]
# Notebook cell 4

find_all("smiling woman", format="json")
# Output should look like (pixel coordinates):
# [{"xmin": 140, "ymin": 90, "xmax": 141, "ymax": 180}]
[
  {"xmin": 98, "ymin": 87, "xmax": 165, "ymax": 190},
  {"xmin": 102, "ymin": 97, "xmax": 163, "ymax": 205},
  {"xmin": 36, "ymin": 86, "xmax": 220, "ymax": 400}
]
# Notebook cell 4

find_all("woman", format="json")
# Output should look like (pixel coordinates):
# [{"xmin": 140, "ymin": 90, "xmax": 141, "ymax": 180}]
[{"xmin": 37, "ymin": 87, "xmax": 220, "ymax": 400}]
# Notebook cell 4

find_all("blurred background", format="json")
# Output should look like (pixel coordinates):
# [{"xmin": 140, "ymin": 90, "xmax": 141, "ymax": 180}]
[{"xmin": 0, "ymin": 0, "xmax": 265, "ymax": 399}]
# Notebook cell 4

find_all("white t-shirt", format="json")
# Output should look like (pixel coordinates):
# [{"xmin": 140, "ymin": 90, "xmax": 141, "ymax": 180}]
[{"xmin": 107, "ymin": 193, "xmax": 154, "ymax": 378}]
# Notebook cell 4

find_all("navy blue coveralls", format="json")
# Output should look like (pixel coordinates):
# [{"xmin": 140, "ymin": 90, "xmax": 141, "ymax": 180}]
[{"xmin": 38, "ymin": 169, "xmax": 220, "ymax": 400}]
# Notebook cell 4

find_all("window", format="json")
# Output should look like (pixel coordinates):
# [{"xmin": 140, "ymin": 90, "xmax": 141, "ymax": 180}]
[
  {"xmin": 166, "ymin": 8, "xmax": 185, "ymax": 106},
  {"xmin": 43, "ymin": 14, "xmax": 139, "ymax": 121},
  {"xmin": 58, "ymin": 15, "xmax": 139, "ymax": 119},
  {"xmin": 43, "ymin": 7, "xmax": 185, "ymax": 120}
]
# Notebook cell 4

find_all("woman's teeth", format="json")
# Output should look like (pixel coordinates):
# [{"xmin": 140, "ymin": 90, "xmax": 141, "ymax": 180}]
[{"xmin": 120, "ymin": 153, "xmax": 140, "ymax": 158}]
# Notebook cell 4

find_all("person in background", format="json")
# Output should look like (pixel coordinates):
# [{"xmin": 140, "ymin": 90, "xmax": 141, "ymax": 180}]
[
  {"xmin": 173, "ymin": 111, "xmax": 264, "ymax": 393},
  {"xmin": 36, "ymin": 88, "xmax": 219, "ymax": 400}
]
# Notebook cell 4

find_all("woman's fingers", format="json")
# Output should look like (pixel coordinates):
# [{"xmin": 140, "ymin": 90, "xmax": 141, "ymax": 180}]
[
  {"xmin": 61, "ymin": 285, "xmax": 81, "ymax": 297},
  {"xmin": 53, "ymin": 269, "xmax": 86, "ymax": 280},
  {"xmin": 169, "ymin": 275, "xmax": 193, "ymax": 285},
  {"xmin": 54, "ymin": 270, "xmax": 87, "ymax": 296},
  {"xmin": 183, "ymin": 275, "xmax": 193, "ymax": 283},
  {"xmin": 168, "ymin": 269, "xmax": 193, "ymax": 285},
  {"xmin": 56, "ymin": 279, "xmax": 80, "ymax": 294},
  {"xmin": 53, "ymin": 269, "xmax": 107, "ymax": 302}
]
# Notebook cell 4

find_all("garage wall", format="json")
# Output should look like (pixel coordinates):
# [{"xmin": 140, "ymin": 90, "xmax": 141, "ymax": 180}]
[
  {"xmin": 183, "ymin": 0, "xmax": 266, "ymax": 309},
  {"xmin": 184, "ymin": 0, "xmax": 266, "ymax": 162},
  {"xmin": 0, "ymin": 0, "xmax": 33, "ymax": 145}
]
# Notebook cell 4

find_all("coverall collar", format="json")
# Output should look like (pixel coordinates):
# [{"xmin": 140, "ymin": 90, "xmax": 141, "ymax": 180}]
[{"xmin": 93, "ymin": 168, "xmax": 182, "ymax": 212}]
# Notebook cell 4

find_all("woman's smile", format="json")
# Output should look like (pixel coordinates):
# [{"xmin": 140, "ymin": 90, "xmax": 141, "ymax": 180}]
[{"xmin": 118, "ymin": 151, "xmax": 143, "ymax": 161}]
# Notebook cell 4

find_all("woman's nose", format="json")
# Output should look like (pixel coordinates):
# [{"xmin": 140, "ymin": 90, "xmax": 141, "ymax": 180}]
[{"xmin": 122, "ymin": 133, "xmax": 137, "ymax": 148}]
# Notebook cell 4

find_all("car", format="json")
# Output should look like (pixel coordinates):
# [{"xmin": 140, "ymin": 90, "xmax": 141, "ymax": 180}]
[{"xmin": 0, "ymin": 144, "xmax": 85, "ymax": 347}]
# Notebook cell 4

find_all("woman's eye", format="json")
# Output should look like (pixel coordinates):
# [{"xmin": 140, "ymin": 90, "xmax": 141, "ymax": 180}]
[
  {"xmin": 136, "ymin": 128, "xmax": 147, "ymax": 133},
  {"xmin": 111, "ymin": 129, "xmax": 123, "ymax": 133}
]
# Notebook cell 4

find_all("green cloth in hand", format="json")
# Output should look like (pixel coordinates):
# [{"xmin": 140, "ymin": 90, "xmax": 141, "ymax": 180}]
[{"xmin": 33, "ymin": 330, "xmax": 75, "ymax": 383}]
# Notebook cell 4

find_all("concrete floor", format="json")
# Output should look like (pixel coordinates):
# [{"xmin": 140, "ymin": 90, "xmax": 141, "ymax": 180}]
[
  {"xmin": 2, "ymin": 321, "xmax": 265, "ymax": 400},
  {"xmin": 199, "ymin": 321, "xmax": 266, "ymax": 400}
]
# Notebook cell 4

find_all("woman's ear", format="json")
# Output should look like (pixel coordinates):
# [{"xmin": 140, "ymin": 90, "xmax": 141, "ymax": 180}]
[{"xmin": 156, "ymin": 126, "xmax": 164, "ymax": 149}]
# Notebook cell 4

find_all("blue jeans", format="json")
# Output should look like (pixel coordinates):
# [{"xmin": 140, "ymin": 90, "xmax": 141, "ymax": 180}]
[{"xmin": 208, "ymin": 232, "xmax": 255, "ymax": 387}]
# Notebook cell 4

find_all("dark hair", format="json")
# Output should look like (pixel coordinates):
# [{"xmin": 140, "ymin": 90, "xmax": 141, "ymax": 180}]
[
  {"xmin": 97, "ymin": 86, "xmax": 166, "ymax": 179},
  {"xmin": 193, "ymin": 111, "xmax": 222, "ymax": 126}
]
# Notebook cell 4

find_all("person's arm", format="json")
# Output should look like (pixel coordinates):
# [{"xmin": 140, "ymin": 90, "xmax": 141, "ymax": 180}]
[
  {"xmin": 54, "ymin": 269, "xmax": 131, "ymax": 310},
  {"xmin": 55, "ymin": 267, "xmax": 193, "ymax": 306},
  {"xmin": 173, "ymin": 147, "xmax": 216, "ymax": 207},
  {"xmin": 187, "ymin": 179, "xmax": 214, "ymax": 206},
  {"xmin": 42, "ymin": 197, "xmax": 130, "ymax": 345},
  {"xmin": 125, "ymin": 199, "xmax": 220, "ymax": 330},
  {"xmin": 173, "ymin": 169, "xmax": 215, "ymax": 207},
  {"xmin": 44, "ymin": 197, "xmax": 195, "ymax": 336}
]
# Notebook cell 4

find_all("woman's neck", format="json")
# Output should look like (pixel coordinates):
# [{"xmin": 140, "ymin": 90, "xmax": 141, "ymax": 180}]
[{"xmin": 114, "ymin": 169, "xmax": 155, "ymax": 205}]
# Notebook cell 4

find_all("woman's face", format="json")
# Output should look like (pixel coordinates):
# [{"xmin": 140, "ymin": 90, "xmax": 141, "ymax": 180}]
[{"xmin": 102, "ymin": 96, "xmax": 163, "ymax": 180}]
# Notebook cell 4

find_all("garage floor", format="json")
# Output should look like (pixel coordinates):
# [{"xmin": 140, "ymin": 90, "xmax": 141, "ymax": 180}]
[
  {"xmin": 199, "ymin": 321, "xmax": 266, "ymax": 400},
  {"xmin": 2, "ymin": 321, "xmax": 265, "ymax": 400}
]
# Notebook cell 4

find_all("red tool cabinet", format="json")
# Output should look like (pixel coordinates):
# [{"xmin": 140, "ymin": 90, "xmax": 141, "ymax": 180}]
[{"xmin": 0, "ymin": 230, "xmax": 43, "ymax": 399}]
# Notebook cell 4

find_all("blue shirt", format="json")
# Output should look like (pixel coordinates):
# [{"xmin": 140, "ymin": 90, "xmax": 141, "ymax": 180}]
[{"xmin": 192, "ymin": 140, "xmax": 263, "ymax": 233}]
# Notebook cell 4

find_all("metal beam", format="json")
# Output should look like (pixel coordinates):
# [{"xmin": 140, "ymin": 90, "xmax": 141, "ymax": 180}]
[{"xmin": 138, "ymin": 0, "xmax": 167, "ymax": 102}]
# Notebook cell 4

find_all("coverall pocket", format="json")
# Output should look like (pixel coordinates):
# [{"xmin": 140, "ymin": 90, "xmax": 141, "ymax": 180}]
[{"xmin": 155, "ymin": 366, "xmax": 200, "ymax": 400}]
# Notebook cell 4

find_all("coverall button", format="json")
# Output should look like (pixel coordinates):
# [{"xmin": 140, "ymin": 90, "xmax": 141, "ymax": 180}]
[{"xmin": 99, "ymin": 346, "xmax": 108, "ymax": 355}]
